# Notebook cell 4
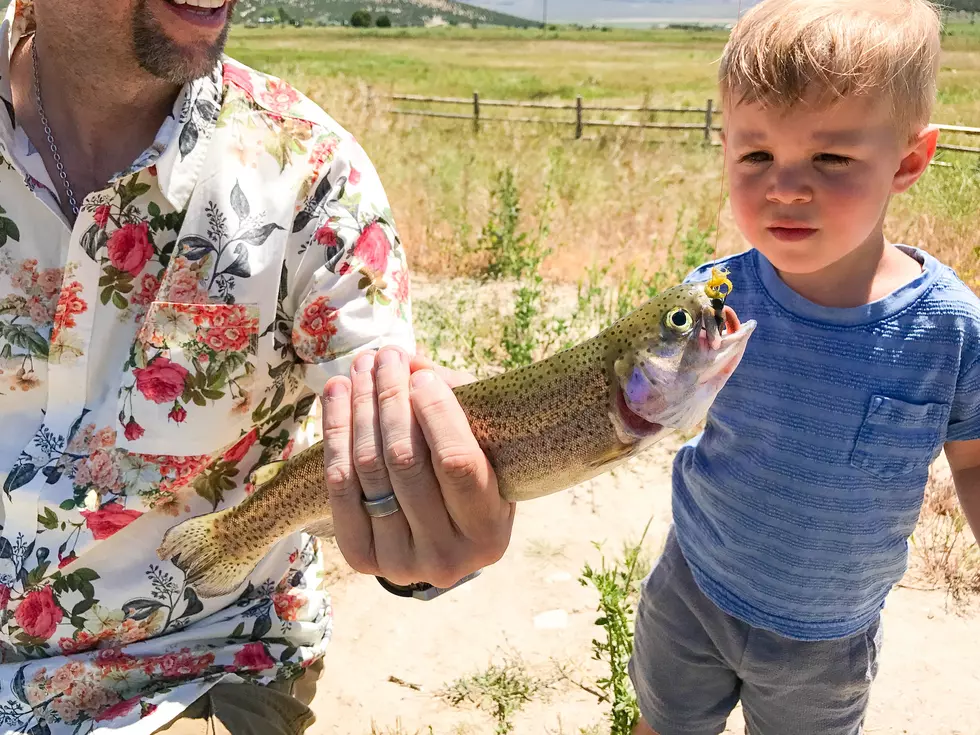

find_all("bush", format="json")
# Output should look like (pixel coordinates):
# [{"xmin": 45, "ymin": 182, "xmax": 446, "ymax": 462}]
[
  {"xmin": 375, "ymin": 14, "xmax": 392, "ymax": 28},
  {"xmin": 350, "ymin": 10, "xmax": 371, "ymax": 27}
]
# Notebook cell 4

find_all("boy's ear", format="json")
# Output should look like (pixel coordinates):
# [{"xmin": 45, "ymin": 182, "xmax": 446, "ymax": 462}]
[{"xmin": 891, "ymin": 124, "xmax": 940, "ymax": 195}]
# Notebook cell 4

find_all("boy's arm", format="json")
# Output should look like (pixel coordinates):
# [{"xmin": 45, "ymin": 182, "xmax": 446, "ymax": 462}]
[{"xmin": 944, "ymin": 438, "xmax": 980, "ymax": 541}]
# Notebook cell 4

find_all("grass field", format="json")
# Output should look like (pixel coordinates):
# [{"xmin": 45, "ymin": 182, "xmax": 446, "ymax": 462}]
[{"xmin": 225, "ymin": 22, "xmax": 980, "ymax": 294}]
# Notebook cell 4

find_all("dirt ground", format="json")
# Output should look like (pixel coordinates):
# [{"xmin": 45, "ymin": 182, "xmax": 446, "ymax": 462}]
[{"xmin": 306, "ymin": 438, "xmax": 980, "ymax": 735}]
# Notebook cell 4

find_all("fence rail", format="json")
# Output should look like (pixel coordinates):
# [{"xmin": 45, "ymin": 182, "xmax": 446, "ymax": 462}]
[{"xmin": 388, "ymin": 92, "xmax": 980, "ymax": 154}]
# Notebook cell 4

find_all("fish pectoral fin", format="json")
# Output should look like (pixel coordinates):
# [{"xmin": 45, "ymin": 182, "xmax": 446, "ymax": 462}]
[{"xmin": 586, "ymin": 442, "xmax": 636, "ymax": 470}]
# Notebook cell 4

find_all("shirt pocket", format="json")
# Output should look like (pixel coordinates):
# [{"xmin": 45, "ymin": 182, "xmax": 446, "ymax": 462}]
[
  {"xmin": 115, "ymin": 301, "xmax": 261, "ymax": 457},
  {"xmin": 849, "ymin": 395, "xmax": 950, "ymax": 479}
]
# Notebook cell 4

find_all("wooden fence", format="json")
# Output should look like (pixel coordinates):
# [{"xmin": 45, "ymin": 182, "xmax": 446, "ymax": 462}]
[{"xmin": 389, "ymin": 92, "xmax": 980, "ymax": 155}]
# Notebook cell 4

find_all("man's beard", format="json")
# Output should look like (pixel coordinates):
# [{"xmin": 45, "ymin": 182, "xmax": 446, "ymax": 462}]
[{"xmin": 132, "ymin": 0, "xmax": 231, "ymax": 84}]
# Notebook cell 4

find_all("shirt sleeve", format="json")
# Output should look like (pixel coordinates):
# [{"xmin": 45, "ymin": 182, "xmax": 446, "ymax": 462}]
[
  {"xmin": 286, "ymin": 133, "xmax": 416, "ymax": 397},
  {"xmin": 947, "ymin": 351, "xmax": 980, "ymax": 443}
]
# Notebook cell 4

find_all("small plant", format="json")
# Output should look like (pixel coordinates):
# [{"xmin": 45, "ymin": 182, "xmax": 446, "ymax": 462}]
[
  {"xmin": 440, "ymin": 654, "xmax": 548, "ymax": 734},
  {"xmin": 479, "ymin": 168, "xmax": 550, "ymax": 281},
  {"xmin": 577, "ymin": 519, "xmax": 655, "ymax": 735},
  {"xmin": 476, "ymin": 166, "xmax": 558, "ymax": 369},
  {"xmin": 910, "ymin": 473, "xmax": 980, "ymax": 607}
]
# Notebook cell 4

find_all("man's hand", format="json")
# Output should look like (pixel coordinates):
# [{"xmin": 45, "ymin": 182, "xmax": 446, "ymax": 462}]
[
  {"xmin": 321, "ymin": 346, "xmax": 515, "ymax": 589},
  {"xmin": 944, "ymin": 438, "xmax": 980, "ymax": 542}
]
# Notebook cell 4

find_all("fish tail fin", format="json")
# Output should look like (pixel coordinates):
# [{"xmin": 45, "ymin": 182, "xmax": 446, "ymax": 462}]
[{"xmin": 157, "ymin": 510, "xmax": 271, "ymax": 599}]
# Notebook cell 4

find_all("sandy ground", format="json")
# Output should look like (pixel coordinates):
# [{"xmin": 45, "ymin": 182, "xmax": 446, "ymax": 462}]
[{"xmin": 306, "ymin": 438, "xmax": 980, "ymax": 735}]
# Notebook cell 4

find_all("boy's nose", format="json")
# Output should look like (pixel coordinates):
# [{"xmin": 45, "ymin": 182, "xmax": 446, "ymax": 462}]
[{"xmin": 765, "ymin": 171, "xmax": 813, "ymax": 205}]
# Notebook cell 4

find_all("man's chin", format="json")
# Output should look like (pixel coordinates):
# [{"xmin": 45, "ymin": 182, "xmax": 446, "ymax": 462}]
[{"xmin": 133, "ymin": 0, "xmax": 231, "ymax": 84}]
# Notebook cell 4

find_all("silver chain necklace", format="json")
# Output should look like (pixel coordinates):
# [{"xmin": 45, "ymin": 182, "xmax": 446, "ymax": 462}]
[{"xmin": 31, "ymin": 36, "xmax": 79, "ymax": 217}]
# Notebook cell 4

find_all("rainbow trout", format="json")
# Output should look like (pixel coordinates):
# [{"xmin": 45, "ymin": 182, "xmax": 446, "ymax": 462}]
[{"xmin": 157, "ymin": 270, "xmax": 756, "ymax": 598}]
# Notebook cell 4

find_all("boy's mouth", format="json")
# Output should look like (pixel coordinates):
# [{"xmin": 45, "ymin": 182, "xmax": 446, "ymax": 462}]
[{"xmin": 767, "ymin": 226, "xmax": 817, "ymax": 242}]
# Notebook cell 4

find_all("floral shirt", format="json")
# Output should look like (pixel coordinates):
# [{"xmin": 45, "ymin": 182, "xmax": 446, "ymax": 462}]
[{"xmin": 0, "ymin": 2, "xmax": 415, "ymax": 732}]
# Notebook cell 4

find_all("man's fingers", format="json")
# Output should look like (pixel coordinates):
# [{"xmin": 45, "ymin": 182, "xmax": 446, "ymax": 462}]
[
  {"xmin": 321, "ymin": 375, "xmax": 377, "ymax": 576},
  {"xmin": 349, "ymin": 350, "xmax": 413, "ymax": 571},
  {"xmin": 375, "ymin": 347, "xmax": 464, "ymax": 585},
  {"xmin": 408, "ymin": 354, "xmax": 476, "ymax": 389},
  {"xmin": 409, "ymin": 369, "xmax": 514, "ymax": 558}
]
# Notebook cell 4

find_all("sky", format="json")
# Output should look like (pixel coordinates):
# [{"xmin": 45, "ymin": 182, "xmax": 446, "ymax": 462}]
[{"xmin": 467, "ymin": 1, "xmax": 753, "ymax": 24}]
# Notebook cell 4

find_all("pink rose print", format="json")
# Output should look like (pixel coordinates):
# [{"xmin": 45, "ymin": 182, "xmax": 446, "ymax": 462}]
[
  {"xmin": 299, "ymin": 296, "xmax": 338, "ymax": 339},
  {"xmin": 15, "ymin": 586, "xmax": 64, "ymax": 640},
  {"xmin": 340, "ymin": 222, "xmax": 389, "ymax": 276},
  {"xmin": 74, "ymin": 451, "xmax": 121, "ymax": 491},
  {"xmin": 37, "ymin": 268, "xmax": 63, "ymax": 299},
  {"xmin": 392, "ymin": 270, "xmax": 410, "ymax": 304},
  {"xmin": 94, "ymin": 204, "xmax": 112, "ymax": 229},
  {"xmin": 80, "ymin": 502, "xmax": 143, "ymax": 540},
  {"xmin": 260, "ymin": 79, "xmax": 300, "ymax": 115},
  {"xmin": 197, "ymin": 305, "xmax": 257, "ymax": 353},
  {"xmin": 124, "ymin": 419, "xmax": 145, "ymax": 441},
  {"xmin": 0, "ymin": 584, "xmax": 10, "ymax": 608},
  {"xmin": 308, "ymin": 139, "xmax": 338, "ymax": 170},
  {"xmin": 223, "ymin": 428, "xmax": 258, "ymax": 464},
  {"xmin": 348, "ymin": 167, "xmax": 361, "ymax": 185},
  {"xmin": 94, "ymin": 696, "xmax": 142, "ymax": 722},
  {"xmin": 167, "ymin": 264, "xmax": 208, "ymax": 304},
  {"xmin": 233, "ymin": 642, "xmax": 276, "ymax": 672},
  {"xmin": 273, "ymin": 591, "xmax": 306, "ymax": 622},
  {"xmin": 134, "ymin": 357, "xmax": 189, "ymax": 404},
  {"xmin": 107, "ymin": 221, "xmax": 153, "ymax": 277},
  {"xmin": 51, "ymin": 281, "xmax": 87, "ymax": 342},
  {"xmin": 132, "ymin": 273, "xmax": 161, "ymax": 307},
  {"xmin": 314, "ymin": 224, "xmax": 338, "ymax": 247},
  {"xmin": 168, "ymin": 404, "xmax": 187, "ymax": 423},
  {"xmin": 224, "ymin": 63, "xmax": 254, "ymax": 97}
]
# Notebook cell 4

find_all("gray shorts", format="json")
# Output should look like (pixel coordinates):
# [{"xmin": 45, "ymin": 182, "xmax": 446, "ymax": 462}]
[{"xmin": 628, "ymin": 528, "xmax": 883, "ymax": 735}]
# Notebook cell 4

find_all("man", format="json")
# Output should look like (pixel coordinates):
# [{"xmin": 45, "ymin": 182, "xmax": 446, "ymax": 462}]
[{"xmin": 0, "ymin": 1, "xmax": 515, "ymax": 733}]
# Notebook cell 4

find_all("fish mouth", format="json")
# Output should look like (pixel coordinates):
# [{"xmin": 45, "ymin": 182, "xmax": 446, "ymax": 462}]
[
  {"xmin": 697, "ymin": 306, "xmax": 756, "ymax": 385},
  {"xmin": 614, "ymin": 386, "xmax": 664, "ymax": 438}
]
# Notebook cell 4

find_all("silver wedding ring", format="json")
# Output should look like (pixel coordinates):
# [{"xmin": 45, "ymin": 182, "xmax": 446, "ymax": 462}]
[{"xmin": 362, "ymin": 491, "xmax": 402, "ymax": 518}]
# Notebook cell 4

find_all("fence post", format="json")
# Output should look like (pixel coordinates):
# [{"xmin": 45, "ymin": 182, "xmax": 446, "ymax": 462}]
[
  {"xmin": 704, "ymin": 99, "xmax": 714, "ymax": 143},
  {"xmin": 473, "ymin": 91, "xmax": 480, "ymax": 134},
  {"xmin": 576, "ymin": 96, "xmax": 583, "ymax": 139}
]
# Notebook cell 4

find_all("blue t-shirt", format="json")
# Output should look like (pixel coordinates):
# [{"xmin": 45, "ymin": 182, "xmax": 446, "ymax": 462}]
[{"xmin": 673, "ymin": 245, "xmax": 980, "ymax": 641}]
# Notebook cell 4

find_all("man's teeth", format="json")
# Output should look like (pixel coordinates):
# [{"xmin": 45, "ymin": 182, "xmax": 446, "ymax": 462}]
[{"xmin": 170, "ymin": 0, "xmax": 226, "ymax": 8}]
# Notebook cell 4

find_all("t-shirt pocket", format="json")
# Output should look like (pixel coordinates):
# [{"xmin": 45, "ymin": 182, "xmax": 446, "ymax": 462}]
[
  {"xmin": 115, "ymin": 301, "xmax": 261, "ymax": 457},
  {"xmin": 849, "ymin": 394, "xmax": 950, "ymax": 479}
]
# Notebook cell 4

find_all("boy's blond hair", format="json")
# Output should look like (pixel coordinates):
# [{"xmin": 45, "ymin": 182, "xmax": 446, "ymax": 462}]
[{"xmin": 719, "ymin": 0, "xmax": 943, "ymax": 141}]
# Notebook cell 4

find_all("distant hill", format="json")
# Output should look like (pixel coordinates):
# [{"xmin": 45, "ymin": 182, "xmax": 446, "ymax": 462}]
[{"xmin": 234, "ymin": 0, "xmax": 535, "ymax": 27}]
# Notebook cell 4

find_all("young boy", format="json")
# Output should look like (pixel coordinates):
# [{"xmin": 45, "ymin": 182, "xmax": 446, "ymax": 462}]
[{"xmin": 628, "ymin": 1, "xmax": 980, "ymax": 734}]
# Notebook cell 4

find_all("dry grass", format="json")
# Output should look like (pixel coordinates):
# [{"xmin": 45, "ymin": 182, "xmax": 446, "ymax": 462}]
[{"xmin": 909, "ymin": 469, "xmax": 980, "ymax": 608}]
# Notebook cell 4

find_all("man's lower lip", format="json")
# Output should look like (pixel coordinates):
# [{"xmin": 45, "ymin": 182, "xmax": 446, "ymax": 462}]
[
  {"xmin": 161, "ymin": 0, "xmax": 229, "ymax": 27},
  {"xmin": 767, "ymin": 227, "xmax": 817, "ymax": 242}
]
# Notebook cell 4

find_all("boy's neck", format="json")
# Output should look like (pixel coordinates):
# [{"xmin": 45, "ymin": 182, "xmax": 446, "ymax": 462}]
[{"xmin": 773, "ymin": 235, "xmax": 923, "ymax": 309}]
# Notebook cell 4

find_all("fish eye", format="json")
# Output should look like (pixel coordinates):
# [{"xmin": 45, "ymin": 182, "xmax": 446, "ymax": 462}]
[{"xmin": 664, "ymin": 307, "xmax": 695, "ymax": 333}]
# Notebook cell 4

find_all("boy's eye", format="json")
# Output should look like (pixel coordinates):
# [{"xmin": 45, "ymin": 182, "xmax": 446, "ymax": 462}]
[
  {"xmin": 738, "ymin": 151, "xmax": 772, "ymax": 164},
  {"xmin": 815, "ymin": 154, "xmax": 852, "ymax": 166}
]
